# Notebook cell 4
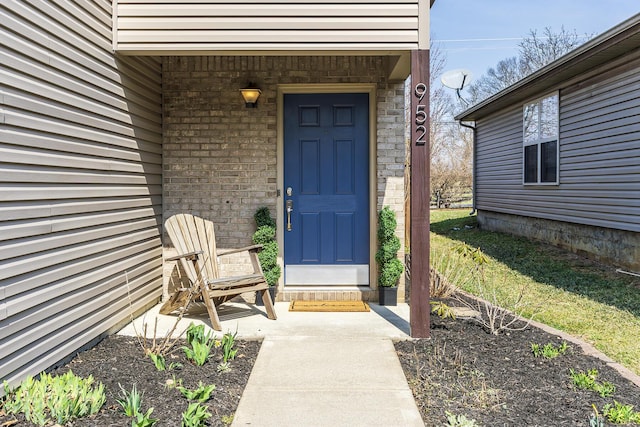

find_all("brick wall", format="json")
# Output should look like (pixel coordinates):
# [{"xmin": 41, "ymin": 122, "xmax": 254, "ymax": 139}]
[{"xmin": 163, "ymin": 56, "xmax": 407, "ymax": 300}]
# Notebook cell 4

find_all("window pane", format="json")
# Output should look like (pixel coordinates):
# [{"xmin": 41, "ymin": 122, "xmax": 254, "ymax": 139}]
[
  {"xmin": 524, "ymin": 144, "xmax": 538, "ymax": 183},
  {"xmin": 541, "ymin": 141, "xmax": 557, "ymax": 183},
  {"xmin": 540, "ymin": 95, "xmax": 558, "ymax": 139},
  {"xmin": 523, "ymin": 103, "xmax": 539, "ymax": 143}
]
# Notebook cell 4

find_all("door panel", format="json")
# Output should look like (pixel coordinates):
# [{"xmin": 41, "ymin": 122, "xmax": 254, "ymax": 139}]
[{"xmin": 284, "ymin": 93, "xmax": 369, "ymax": 285}]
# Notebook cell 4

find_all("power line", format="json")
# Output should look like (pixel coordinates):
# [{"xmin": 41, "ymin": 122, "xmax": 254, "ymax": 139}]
[
  {"xmin": 433, "ymin": 37, "xmax": 523, "ymax": 42},
  {"xmin": 433, "ymin": 35, "xmax": 592, "ymax": 43}
]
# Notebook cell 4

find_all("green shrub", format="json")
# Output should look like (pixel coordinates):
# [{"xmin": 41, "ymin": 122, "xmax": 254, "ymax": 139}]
[
  {"xmin": 263, "ymin": 265, "xmax": 282, "ymax": 288},
  {"xmin": 252, "ymin": 208, "xmax": 281, "ymax": 288},
  {"xmin": 254, "ymin": 207, "xmax": 276, "ymax": 228},
  {"xmin": 375, "ymin": 237, "xmax": 401, "ymax": 265},
  {"xmin": 252, "ymin": 225, "xmax": 276, "ymax": 245},
  {"xmin": 376, "ymin": 207, "xmax": 403, "ymax": 287},
  {"xmin": 377, "ymin": 206, "xmax": 397, "ymax": 241},
  {"xmin": 379, "ymin": 258, "xmax": 404, "ymax": 287},
  {"xmin": 257, "ymin": 241, "xmax": 279, "ymax": 270}
]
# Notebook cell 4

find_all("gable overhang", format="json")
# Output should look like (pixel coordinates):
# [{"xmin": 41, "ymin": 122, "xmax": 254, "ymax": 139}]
[
  {"xmin": 455, "ymin": 13, "xmax": 640, "ymax": 122},
  {"xmin": 111, "ymin": 0, "xmax": 431, "ymax": 80}
]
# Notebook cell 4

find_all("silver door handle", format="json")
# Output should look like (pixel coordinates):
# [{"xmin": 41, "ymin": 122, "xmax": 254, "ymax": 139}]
[{"xmin": 286, "ymin": 200, "xmax": 293, "ymax": 231}]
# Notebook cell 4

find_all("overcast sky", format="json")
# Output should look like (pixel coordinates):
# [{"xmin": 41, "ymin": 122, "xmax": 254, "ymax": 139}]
[{"xmin": 430, "ymin": 1, "xmax": 639, "ymax": 88}]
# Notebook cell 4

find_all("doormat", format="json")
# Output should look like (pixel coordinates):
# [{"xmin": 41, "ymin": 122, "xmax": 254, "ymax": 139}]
[{"xmin": 289, "ymin": 300, "xmax": 370, "ymax": 312}]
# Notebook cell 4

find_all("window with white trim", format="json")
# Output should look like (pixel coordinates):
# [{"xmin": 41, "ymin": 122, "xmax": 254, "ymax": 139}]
[{"xmin": 523, "ymin": 93, "xmax": 559, "ymax": 184}]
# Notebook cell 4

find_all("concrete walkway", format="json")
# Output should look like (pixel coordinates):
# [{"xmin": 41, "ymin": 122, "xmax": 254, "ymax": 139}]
[{"xmin": 118, "ymin": 300, "xmax": 424, "ymax": 426}]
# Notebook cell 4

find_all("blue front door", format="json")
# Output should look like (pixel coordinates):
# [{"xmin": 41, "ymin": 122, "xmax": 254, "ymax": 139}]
[{"xmin": 283, "ymin": 93, "xmax": 369, "ymax": 285}]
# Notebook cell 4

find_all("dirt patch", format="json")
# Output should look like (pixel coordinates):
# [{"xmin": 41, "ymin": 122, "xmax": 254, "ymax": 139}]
[{"xmin": 396, "ymin": 302, "xmax": 640, "ymax": 426}]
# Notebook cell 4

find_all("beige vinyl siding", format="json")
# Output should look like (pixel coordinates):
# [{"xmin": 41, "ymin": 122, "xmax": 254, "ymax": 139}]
[
  {"xmin": 475, "ymin": 60, "xmax": 640, "ymax": 232},
  {"xmin": 1, "ymin": 0, "xmax": 163, "ymax": 392},
  {"xmin": 114, "ymin": 0, "xmax": 421, "ymax": 53}
]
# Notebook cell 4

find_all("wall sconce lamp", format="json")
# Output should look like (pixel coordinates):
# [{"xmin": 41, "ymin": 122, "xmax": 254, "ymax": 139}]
[{"xmin": 239, "ymin": 83, "xmax": 262, "ymax": 108}]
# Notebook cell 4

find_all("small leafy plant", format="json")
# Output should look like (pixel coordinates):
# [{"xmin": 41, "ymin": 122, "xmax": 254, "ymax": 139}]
[
  {"xmin": 2, "ymin": 371, "xmax": 105, "ymax": 426},
  {"xmin": 132, "ymin": 409, "xmax": 159, "ymax": 427},
  {"xmin": 117, "ymin": 383, "xmax": 143, "ymax": 417},
  {"xmin": 222, "ymin": 330, "xmax": 238, "ymax": 363},
  {"xmin": 148, "ymin": 353, "xmax": 166, "ymax": 371},
  {"xmin": 446, "ymin": 411, "xmax": 480, "ymax": 427},
  {"xmin": 430, "ymin": 300, "xmax": 456, "ymax": 320},
  {"xmin": 117, "ymin": 384, "xmax": 158, "ymax": 426},
  {"xmin": 531, "ymin": 341, "xmax": 569, "ymax": 359},
  {"xmin": 177, "ymin": 381, "xmax": 216, "ymax": 403},
  {"xmin": 182, "ymin": 323, "xmax": 215, "ymax": 366},
  {"xmin": 590, "ymin": 404, "xmax": 605, "ymax": 427},
  {"xmin": 181, "ymin": 402, "xmax": 211, "ymax": 427},
  {"xmin": 569, "ymin": 368, "xmax": 616, "ymax": 398},
  {"xmin": 602, "ymin": 401, "xmax": 640, "ymax": 424}
]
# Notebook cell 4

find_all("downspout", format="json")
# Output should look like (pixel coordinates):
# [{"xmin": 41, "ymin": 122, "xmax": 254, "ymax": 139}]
[{"xmin": 458, "ymin": 121, "xmax": 477, "ymax": 215}]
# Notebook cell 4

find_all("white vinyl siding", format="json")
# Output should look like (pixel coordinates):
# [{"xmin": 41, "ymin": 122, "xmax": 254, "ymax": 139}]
[
  {"xmin": 1, "ymin": 0, "xmax": 163, "ymax": 392},
  {"xmin": 113, "ymin": 0, "xmax": 422, "ymax": 53},
  {"xmin": 475, "ymin": 60, "xmax": 640, "ymax": 233}
]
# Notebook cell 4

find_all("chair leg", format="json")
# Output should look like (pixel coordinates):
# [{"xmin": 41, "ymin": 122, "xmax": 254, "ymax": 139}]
[
  {"xmin": 202, "ymin": 290, "xmax": 222, "ymax": 331},
  {"xmin": 159, "ymin": 289, "xmax": 190, "ymax": 315},
  {"xmin": 259, "ymin": 288, "xmax": 277, "ymax": 320}
]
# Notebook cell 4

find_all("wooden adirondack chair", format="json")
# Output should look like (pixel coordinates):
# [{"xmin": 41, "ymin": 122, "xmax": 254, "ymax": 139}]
[{"xmin": 159, "ymin": 213, "xmax": 276, "ymax": 330}]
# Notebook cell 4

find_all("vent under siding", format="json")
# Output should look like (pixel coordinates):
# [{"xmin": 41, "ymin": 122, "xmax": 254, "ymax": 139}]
[
  {"xmin": 474, "ymin": 73, "xmax": 640, "ymax": 233},
  {"xmin": 114, "ymin": 1, "xmax": 421, "ymax": 52},
  {"xmin": 1, "ymin": 0, "xmax": 163, "ymax": 393}
]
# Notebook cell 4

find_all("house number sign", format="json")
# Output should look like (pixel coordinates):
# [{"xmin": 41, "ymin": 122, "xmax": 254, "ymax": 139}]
[{"xmin": 414, "ymin": 82, "xmax": 427, "ymax": 146}]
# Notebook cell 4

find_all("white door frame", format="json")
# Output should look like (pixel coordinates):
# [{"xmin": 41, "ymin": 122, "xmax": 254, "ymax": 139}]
[{"xmin": 276, "ymin": 83, "xmax": 377, "ymax": 289}]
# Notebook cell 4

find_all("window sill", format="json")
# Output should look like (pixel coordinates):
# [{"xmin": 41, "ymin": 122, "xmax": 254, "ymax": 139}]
[{"xmin": 523, "ymin": 182, "xmax": 559, "ymax": 187}]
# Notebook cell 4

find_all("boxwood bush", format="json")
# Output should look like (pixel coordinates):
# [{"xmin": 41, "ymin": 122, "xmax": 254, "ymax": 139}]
[
  {"xmin": 375, "ymin": 206, "xmax": 404, "ymax": 287},
  {"xmin": 252, "ymin": 207, "xmax": 281, "ymax": 287}
]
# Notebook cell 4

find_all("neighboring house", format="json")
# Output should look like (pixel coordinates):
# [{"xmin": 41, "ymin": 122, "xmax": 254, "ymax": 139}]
[
  {"xmin": 456, "ymin": 14, "xmax": 640, "ymax": 272},
  {"xmin": 1, "ymin": 1, "xmax": 431, "ymax": 391}
]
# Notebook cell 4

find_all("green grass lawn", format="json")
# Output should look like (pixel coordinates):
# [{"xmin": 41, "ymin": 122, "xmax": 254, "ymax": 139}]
[{"xmin": 429, "ymin": 209, "xmax": 640, "ymax": 375}]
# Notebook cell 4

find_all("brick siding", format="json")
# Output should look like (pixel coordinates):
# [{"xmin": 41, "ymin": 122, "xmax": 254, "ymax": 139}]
[{"xmin": 163, "ymin": 56, "xmax": 407, "ymax": 301}]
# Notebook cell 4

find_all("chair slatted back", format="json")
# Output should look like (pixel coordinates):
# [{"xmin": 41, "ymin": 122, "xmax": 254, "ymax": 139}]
[{"xmin": 165, "ymin": 213, "xmax": 220, "ymax": 284}]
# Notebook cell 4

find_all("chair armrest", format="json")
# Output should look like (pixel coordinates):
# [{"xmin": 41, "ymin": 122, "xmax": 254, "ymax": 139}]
[
  {"xmin": 217, "ymin": 244, "xmax": 263, "ymax": 257},
  {"xmin": 165, "ymin": 250, "xmax": 204, "ymax": 262}
]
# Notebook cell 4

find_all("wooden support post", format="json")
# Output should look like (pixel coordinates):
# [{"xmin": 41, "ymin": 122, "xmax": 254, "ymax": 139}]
[{"xmin": 410, "ymin": 49, "xmax": 431, "ymax": 338}]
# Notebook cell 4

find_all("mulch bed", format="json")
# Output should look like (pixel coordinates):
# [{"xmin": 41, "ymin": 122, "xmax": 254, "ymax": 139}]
[
  {"xmin": 395, "ymin": 298, "xmax": 640, "ymax": 426},
  {"xmin": 0, "ymin": 335, "xmax": 261, "ymax": 426},
  {"xmin": 3, "ymin": 302, "xmax": 640, "ymax": 426}
]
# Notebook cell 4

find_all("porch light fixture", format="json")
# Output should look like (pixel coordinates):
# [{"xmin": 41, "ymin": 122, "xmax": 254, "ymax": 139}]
[{"xmin": 239, "ymin": 83, "xmax": 262, "ymax": 108}]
